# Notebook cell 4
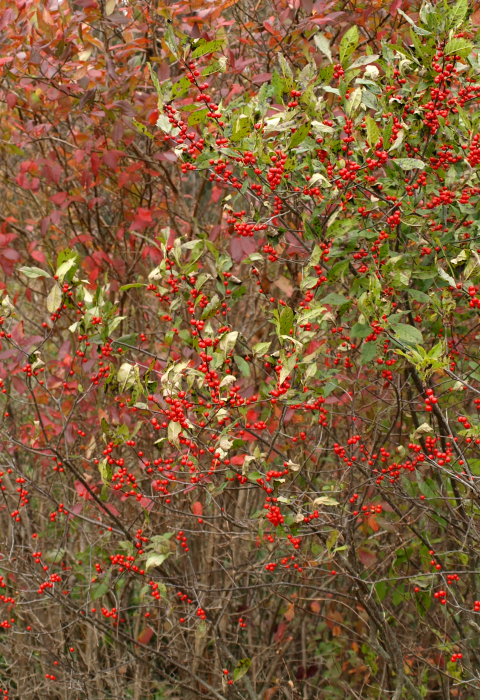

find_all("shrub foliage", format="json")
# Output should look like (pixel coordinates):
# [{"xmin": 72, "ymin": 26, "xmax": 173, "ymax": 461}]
[{"xmin": 2, "ymin": 0, "xmax": 480, "ymax": 698}]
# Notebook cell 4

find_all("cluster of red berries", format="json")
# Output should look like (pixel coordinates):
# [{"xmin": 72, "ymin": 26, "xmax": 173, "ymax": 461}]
[
  {"xmin": 433, "ymin": 589, "xmax": 447, "ymax": 605},
  {"xmin": 267, "ymin": 150, "xmax": 287, "ymax": 191},
  {"xmin": 177, "ymin": 530, "xmax": 189, "ymax": 552},
  {"xmin": 457, "ymin": 415, "xmax": 472, "ymax": 430},
  {"xmin": 333, "ymin": 63, "xmax": 344, "ymax": 79},
  {"xmin": 287, "ymin": 89, "xmax": 301, "ymax": 108},
  {"xmin": 38, "ymin": 572, "xmax": 61, "ymax": 595},
  {"xmin": 429, "ymin": 550, "xmax": 442, "ymax": 571},
  {"xmin": 424, "ymin": 388, "xmax": 438, "ymax": 412}
]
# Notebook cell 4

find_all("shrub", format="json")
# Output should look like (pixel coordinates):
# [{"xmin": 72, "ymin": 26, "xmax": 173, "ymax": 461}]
[{"xmin": 1, "ymin": 0, "xmax": 480, "ymax": 698}]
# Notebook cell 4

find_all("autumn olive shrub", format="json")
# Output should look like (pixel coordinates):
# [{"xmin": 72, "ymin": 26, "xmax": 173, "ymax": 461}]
[{"xmin": 4, "ymin": 1, "xmax": 480, "ymax": 699}]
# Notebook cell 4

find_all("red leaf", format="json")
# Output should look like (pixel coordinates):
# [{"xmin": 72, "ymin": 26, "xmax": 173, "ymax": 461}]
[
  {"xmin": 139, "ymin": 496, "xmax": 154, "ymax": 511},
  {"xmin": 471, "ymin": 8, "xmax": 480, "ymax": 25},
  {"xmin": 0, "ymin": 9, "xmax": 13, "ymax": 32},
  {"xmin": 192, "ymin": 501, "xmax": 203, "ymax": 516},
  {"xmin": 31, "ymin": 250, "xmax": 46, "ymax": 263},
  {"xmin": 75, "ymin": 481, "xmax": 92, "ymax": 500},
  {"xmin": 12, "ymin": 377, "xmax": 25, "ymax": 395},
  {"xmin": 358, "ymin": 548, "xmax": 376, "ymax": 568},
  {"xmin": 91, "ymin": 153, "xmax": 100, "ymax": 176},
  {"xmin": 137, "ymin": 626, "xmax": 155, "ymax": 645},
  {"xmin": 210, "ymin": 186, "xmax": 223, "ymax": 203},
  {"xmin": 366, "ymin": 515, "xmax": 380, "ymax": 533},
  {"xmin": 1, "ymin": 248, "xmax": 21, "ymax": 261},
  {"xmin": 274, "ymin": 620, "xmax": 286, "ymax": 643},
  {"xmin": 284, "ymin": 602, "xmax": 295, "ymax": 621},
  {"xmin": 241, "ymin": 237, "xmax": 257, "ymax": 255},
  {"xmin": 230, "ymin": 237, "xmax": 243, "ymax": 263},
  {"xmin": 264, "ymin": 688, "xmax": 279, "ymax": 700},
  {"xmin": 102, "ymin": 150, "xmax": 120, "ymax": 170},
  {"xmin": 68, "ymin": 503, "xmax": 83, "ymax": 519},
  {"xmin": 50, "ymin": 192, "xmax": 68, "ymax": 205},
  {"xmin": 389, "ymin": 0, "xmax": 403, "ymax": 16},
  {"xmin": 252, "ymin": 72, "xmax": 272, "ymax": 84}
]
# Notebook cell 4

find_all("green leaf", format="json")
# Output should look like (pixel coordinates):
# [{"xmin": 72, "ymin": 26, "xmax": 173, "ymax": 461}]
[
  {"xmin": 188, "ymin": 109, "xmax": 209, "ymax": 126},
  {"xmin": 234, "ymin": 355, "xmax": 250, "ymax": 378},
  {"xmin": 233, "ymin": 658, "xmax": 251, "ymax": 683},
  {"xmin": 393, "ymin": 158, "xmax": 425, "ymax": 170},
  {"xmin": 375, "ymin": 580, "xmax": 387, "ymax": 602},
  {"xmin": 56, "ymin": 257, "xmax": 77, "ymax": 283},
  {"xmin": 252, "ymin": 341, "xmax": 271, "ymax": 356},
  {"xmin": 327, "ymin": 260, "xmax": 349, "ymax": 283},
  {"xmin": 394, "ymin": 323, "xmax": 423, "ymax": 345},
  {"xmin": 132, "ymin": 119, "xmax": 154, "ymax": 139},
  {"xmin": 289, "ymin": 123, "xmax": 310, "ymax": 149},
  {"xmin": 317, "ymin": 64, "xmax": 334, "ymax": 84},
  {"xmin": 168, "ymin": 421, "xmax": 181, "ymax": 447},
  {"xmin": 98, "ymin": 458, "xmax": 112, "ymax": 486},
  {"xmin": 382, "ymin": 120, "xmax": 393, "ymax": 149},
  {"xmin": 120, "ymin": 283, "xmax": 145, "ymax": 291},
  {"xmin": 117, "ymin": 362, "xmax": 134, "ymax": 393},
  {"xmin": 47, "ymin": 285, "xmax": 62, "ymax": 313},
  {"xmin": 437, "ymin": 267, "xmax": 456, "ymax": 287},
  {"xmin": 247, "ymin": 471, "xmax": 262, "ymax": 482},
  {"xmin": 349, "ymin": 54, "xmax": 379, "ymax": 70},
  {"xmin": 365, "ymin": 115, "xmax": 380, "ymax": 148},
  {"xmin": 91, "ymin": 580, "xmax": 110, "ymax": 600},
  {"xmin": 279, "ymin": 306, "xmax": 294, "ymax": 336},
  {"xmin": 148, "ymin": 63, "xmax": 163, "ymax": 106},
  {"xmin": 401, "ymin": 214, "xmax": 424, "ymax": 227},
  {"xmin": 191, "ymin": 39, "xmax": 224, "ymax": 58},
  {"xmin": 43, "ymin": 548, "xmax": 66, "ymax": 563},
  {"xmin": 164, "ymin": 23, "xmax": 179, "ymax": 58},
  {"xmin": 145, "ymin": 553, "xmax": 168, "ymax": 571},
  {"xmin": 444, "ymin": 37, "xmax": 473, "ymax": 58},
  {"xmin": 360, "ymin": 341, "xmax": 377, "ymax": 365},
  {"xmin": 231, "ymin": 115, "xmax": 251, "ymax": 142},
  {"xmin": 171, "ymin": 76, "xmax": 191, "ymax": 98},
  {"xmin": 351, "ymin": 323, "xmax": 371, "ymax": 339},
  {"xmin": 313, "ymin": 495, "xmax": 339, "ymax": 506},
  {"xmin": 346, "ymin": 87, "xmax": 362, "ymax": 115},
  {"xmin": 314, "ymin": 33, "xmax": 332, "ymax": 63},
  {"xmin": 326, "ymin": 529, "xmax": 339, "ymax": 552},
  {"xmin": 201, "ymin": 59, "xmax": 226, "ymax": 77},
  {"xmin": 201, "ymin": 294, "xmax": 220, "ymax": 319},
  {"xmin": 417, "ymin": 476, "xmax": 436, "ymax": 499},
  {"xmin": 408, "ymin": 289, "xmax": 431, "ymax": 304},
  {"xmin": 19, "ymin": 266, "xmax": 51, "ymax": 279},
  {"xmin": 219, "ymin": 331, "xmax": 238, "ymax": 356},
  {"xmin": 321, "ymin": 293, "xmax": 349, "ymax": 306},
  {"xmin": 339, "ymin": 25, "xmax": 359, "ymax": 65},
  {"xmin": 112, "ymin": 334, "xmax": 138, "ymax": 350}
]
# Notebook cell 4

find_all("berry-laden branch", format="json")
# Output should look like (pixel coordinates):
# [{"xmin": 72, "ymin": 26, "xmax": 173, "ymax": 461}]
[{"xmin": 2, "ymin": 1, "xmax": 480, "ymax": 699}]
